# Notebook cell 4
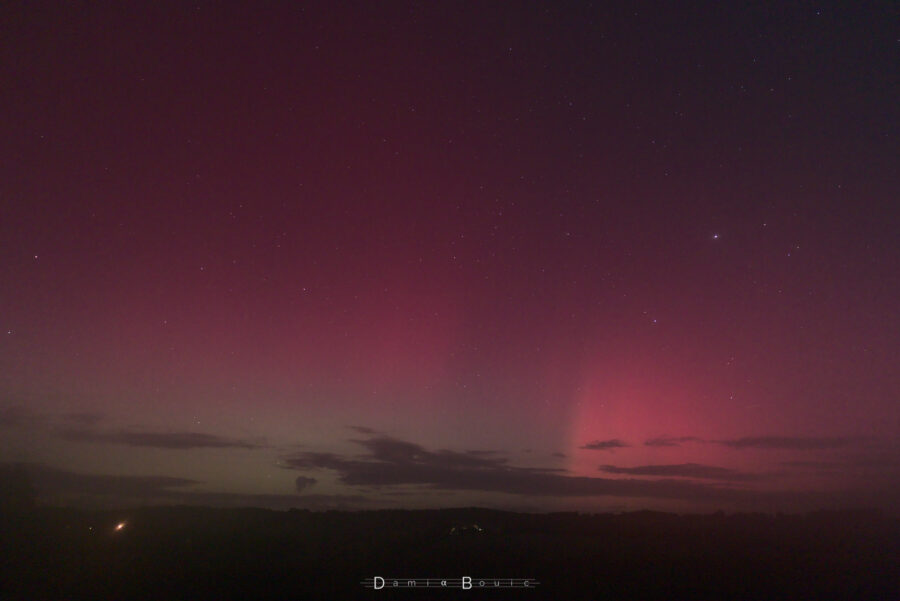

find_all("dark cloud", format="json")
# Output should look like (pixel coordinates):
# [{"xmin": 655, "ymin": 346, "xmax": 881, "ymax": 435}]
[
  {"xmin": 781, "ymin": 460, "xmax": 841, "ymax": 469},
  {"xmin": 352, "ymin": 437, "xmax": 512, "ymax": 470},
  {"xmin": 62, "ymin": 411, "xmax": 104, "ymax": 426},
  {"xmin": 281, "ymin": 452, "xmax": 344, "ymax": 470},
  {"xmin": 644, "ymin": 436, "xmax": 704, "ymax": 447},
  {"xmin": 1, "ymin": 407, "xmax": 264, "ymax": 450},
  {"xmin": 717, "ymin": 436, "xmax": 857, "ymax": 450},
  {"xmin": 347, "ymin": 425, "xmax": 377, "ymax": 434},
  {"xmin": 294, "ymin": 476, "xmax": 317, "ymax": 492},
  {"xmin": 782, "ymin": 450, "xmax": 900, "ymax": 471},
  {"xmin": 281, "ymin": 436, "xmax": 771, "ymax": 503},
  {"xmin": 57, "ymin": 428, "xmax": 264, "ymax": 449},
  {"xmin": 180, "ymin": 489, "xmax": 375, "ymax": 510},
  {"xmin": 3, "ymin": 462, "xmax": 371, "ymax": 510},
  {"xmin": 643, "ymin": 435, "xmax": 862, "ymax": 451},
  {"xmin": 553, "ymin": 452, "xmax": 567, "ymax": 458},
  {"xmin": 0, "ymin": 405, "xmax": 46, "ymax": 429},
  {"xmin": 179, "ymin": 491, "xmax": 371, "ymax": 510},
  {"xmin": 581, "ymin": 439, "xmax": 629, "ymax": 451},
  {"xmin": 848, "ymin": 454, "xmax": 900, "ymax": 469},
  {"xmin": 5, "ymin": 462, "xmax": 197, "ymax": 498},
  {"xmin": 379, "ymin": 488, "xmax": 450, "ymax": 496},
  {"xmin": 0, "ymin": 405, "xmax": 103, "ymax": 429},
  {"xmin": 599, "ymin": 463, "xmax": 764, "ymax": 482}
]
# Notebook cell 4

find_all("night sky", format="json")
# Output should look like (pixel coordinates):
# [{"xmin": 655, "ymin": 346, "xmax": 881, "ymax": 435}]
[{"xmin": 2, "ymin": 2, "xmax": 898, "ymax": 514}]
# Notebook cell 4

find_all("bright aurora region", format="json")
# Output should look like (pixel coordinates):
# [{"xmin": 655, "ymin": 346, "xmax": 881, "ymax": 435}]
[{"xmin": 1, "ymin": 2, "xmax": 898, "ymax": 516}]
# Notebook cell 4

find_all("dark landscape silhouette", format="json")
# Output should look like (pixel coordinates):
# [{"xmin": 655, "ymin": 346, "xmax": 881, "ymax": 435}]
[{"xmin": 2, "ymin": 471, "xmax": 898, "ymax": 600}]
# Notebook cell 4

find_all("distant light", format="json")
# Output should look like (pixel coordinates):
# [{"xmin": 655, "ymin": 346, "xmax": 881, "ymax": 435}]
[
  {"xmin": 115, "ymin": 522, "xmax": 126, "ymax": 531},
  {"xmin": 712, "ymin": 233, "xmax": 719, "ymax": 240}
]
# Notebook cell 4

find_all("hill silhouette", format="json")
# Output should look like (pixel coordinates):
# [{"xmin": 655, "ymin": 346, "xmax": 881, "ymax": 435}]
[{"xmin": 2, "ymin": 501, "xmax": 898, "ymax": 600}]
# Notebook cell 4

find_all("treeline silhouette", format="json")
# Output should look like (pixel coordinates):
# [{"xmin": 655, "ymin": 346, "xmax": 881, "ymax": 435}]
[{"xmin": 2, "ymin": 483, "xmax": 898, "ymax": 598}]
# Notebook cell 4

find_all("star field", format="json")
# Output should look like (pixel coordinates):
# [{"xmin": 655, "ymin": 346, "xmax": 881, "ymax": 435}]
[{"xmin": 0, "ymin": 2, "xmax": 897, "ymax": 513}]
